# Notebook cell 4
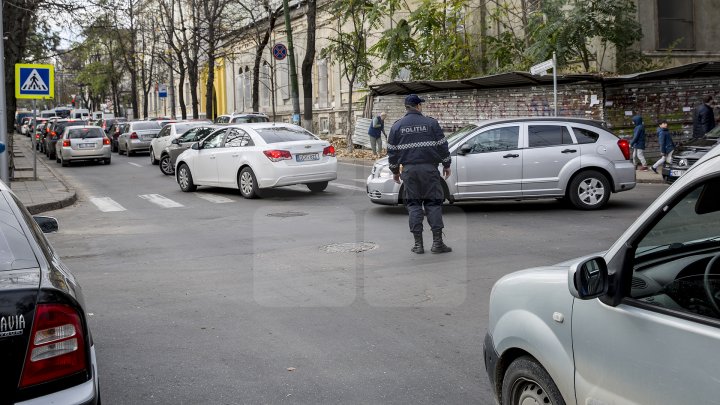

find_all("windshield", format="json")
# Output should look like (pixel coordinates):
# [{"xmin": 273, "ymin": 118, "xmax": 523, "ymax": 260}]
[
  {"xmin": 68, "ymin": 128, "xmax": 105, "ymax": 139},
  {"xmin": 255, "ymin": 127, "xmax": 317, "ymax": 143},
  {"xmin": 0, "ymin": 194, "xmax": 39, "ymax": 271},
  {"xmin": 132, "ymin": 122, "xmax": 161, "ymax": 130},
  {"xmin": 446, "ymin": 124, "xmax": 480, "ymax": 148},
  {"xmin": 231, "ymin": 116, "xmax": 269, "ymax": 123},
  {"xmin": 704, "ymin": 126, "xmax": 720, "ymax": 140}
]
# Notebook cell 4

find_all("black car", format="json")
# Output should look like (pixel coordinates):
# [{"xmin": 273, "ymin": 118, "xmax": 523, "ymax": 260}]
[
  {"xmin": 108, "ymin": 122, "xmax": 128, "ymax": 153},
  {"xmin": 663, "ymin": 126, "xmax": 720, "ymax": 183},
  {"xmin": 45, "ymin": 119, "xmax": 90, "ymax": 160},
  {"xmin": 0, "ymin": 181, "xmax": 100, "ymax": 404},
  {"xmin": 96, "ymin": 117, "xmax": 127, "ymax": 135}
]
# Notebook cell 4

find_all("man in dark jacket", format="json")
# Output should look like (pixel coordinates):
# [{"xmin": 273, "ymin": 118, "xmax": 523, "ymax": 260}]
[
  {"xmin": 368, "ymin": 112, "xmax": 387, "ymax": 156},
  {"xmin": 692, "ymin": 95, "xmax": 715, "ymax": 138},
  {"xmin": 630, "ymin": 115, "xmax": 648, "ymax": 171},
  {"xmin": 387, "ymin": 94, "xmax": 452, "ymax": 254},
  {"xmin": 652, "ymin": 119, "xmax": 675, "ymax": 173}
]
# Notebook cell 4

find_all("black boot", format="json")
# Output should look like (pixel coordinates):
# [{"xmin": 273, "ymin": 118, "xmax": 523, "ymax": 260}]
[
  {"xmin": 411, "ymin": 232, "xmax": 424, "ymax": 254},
  {"xmin": 431, "ymin": 230, "xmax": 452, "ymax": 253}
]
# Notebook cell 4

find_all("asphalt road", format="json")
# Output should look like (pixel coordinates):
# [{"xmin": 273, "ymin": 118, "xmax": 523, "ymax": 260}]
[{"xmin": 42, "ymin": 151, "xmax": 668, "ymax": 404}]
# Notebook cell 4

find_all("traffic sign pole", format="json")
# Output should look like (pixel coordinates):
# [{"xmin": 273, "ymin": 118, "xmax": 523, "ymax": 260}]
[
  {"xmin": 32, "ymin": 100, "xmax": 37, "ymax": 180},
  {"xmin": 0, "ymin": 3, "xmax": 8, "ymax": 184}
]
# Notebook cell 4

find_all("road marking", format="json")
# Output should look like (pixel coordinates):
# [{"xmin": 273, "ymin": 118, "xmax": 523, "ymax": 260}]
[
  {"xmin": 128, "ymin": 162, "xmax": 142, "ymax": 167},
  {"xmin": 195, "ymin": 193, "xmax": 234, "ymax": 204},
  {"xmin": 138, "ymin": 194, "xmax": 184, "ymax": 208},
  {"xmin": 330, "ymin": 183, "xmax": 365, "ymax": 192},
  {"xmin": 90, "ymin": 197, "xmax": 126, "ymax": 212}
]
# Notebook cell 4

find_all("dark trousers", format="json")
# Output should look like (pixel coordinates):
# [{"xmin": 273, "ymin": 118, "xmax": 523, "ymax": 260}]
[{"xmin": 401, "ymin": 164, "xmax": 445, "ymax": 233}]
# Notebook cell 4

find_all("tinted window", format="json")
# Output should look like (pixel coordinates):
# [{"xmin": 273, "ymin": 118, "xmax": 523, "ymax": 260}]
[
  {"xmin": 68, "ymin": 128, "xmax": 105, "ymax": 139},
  {"xmin": 528, "ymin": 125, "xmax": 573, "ymax": 147},
  {"xmin": 572, "ymin": 127, "xmax": 600, "ymax": 144},
  {"xmin": 55, "ymin": 121, "xmax": 89, "ymax": 134},
  {"xmin": 0, "ymin": 194, "xmax": 39, "ymax": 271},
  {"xmin": 465, "ymin": 126, "xmax": 520, "ymax": 153},
  {"xmin": 255, "ymin": 127, "xmax": 317, "ymax": 143},
  {"xmin": 231, "ymin": 116, "xmax": 269, "ymax": 123},
  {"xmin": 203, "ymin": 129, "xmax": 227, "ymax": 149},
  {"xmin": 131, "ymin": 122, "xmax": 161, "ymax": 130},
  {"xmin": 180, "ymin": 127, "xmax": 215, "ymax": 143}
]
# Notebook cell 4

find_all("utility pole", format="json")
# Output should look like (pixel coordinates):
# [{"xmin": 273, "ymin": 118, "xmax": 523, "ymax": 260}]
[
  {"xmin": 282, "ymin": 0, "xmax": 300, "ymax": 125},
  {"xmin": 0, "ymin": 3, "xmax": 8, "ymax": 184}
]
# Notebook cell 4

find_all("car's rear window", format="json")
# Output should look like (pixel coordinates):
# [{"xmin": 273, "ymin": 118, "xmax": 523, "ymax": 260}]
[
  {"xmin": 255, "ymin": 127, "xmax": 317, "ymax": 143},
  {"xmin": 572, "ymin": 127, "xmax": 600, "ymax": 144},
  {"xmin": 68, "ymin": 128, "xmax": 105, "ymax": 139},
  {"xmin": 231, "ymin": 116, "xmax": 269, "ymax": 123},
  {"xmin": 0, "ymin": 194, "xmax": 39, "ymax": 271},
  {"xmin": 132, "ymin": 122, "xmax": 161, "ymax": 130}
]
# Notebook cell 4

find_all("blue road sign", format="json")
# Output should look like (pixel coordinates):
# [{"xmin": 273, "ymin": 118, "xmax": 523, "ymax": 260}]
[
  {"xmin": 159, "ymin": 84, "xmax": 168, "ymax": 98},
  {"xmin": 273, "ymin": 43, "xmax": 288, "ymax": 60},
  {"xmin": 15, "ymin": 64, "xmax": 54, "ymax": 99}
]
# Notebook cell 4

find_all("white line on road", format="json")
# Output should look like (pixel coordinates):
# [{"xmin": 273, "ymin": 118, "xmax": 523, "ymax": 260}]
[
  {"xmin": 138, "ymin": 194, "xmax": 184, "ymax": 208},
  {"xmin": 90, "ymin": 197, "xmax": 126, "ymax": 212},
  {"xmin": 330, "ymin": 183, "xmax": 366, "ymax": 192},
  {"xmin": 195, "ymin": 193, "xmax": 235, "ymax": 204},
  {"xmin": 128, "ymin": 162, "xmax": 142, "ymax": 167}
]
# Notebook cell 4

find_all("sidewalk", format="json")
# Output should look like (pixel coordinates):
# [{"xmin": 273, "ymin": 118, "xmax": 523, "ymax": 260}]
[{"xmin": 9, "ymin": 133, "xmax": 76, "ymax": 214}]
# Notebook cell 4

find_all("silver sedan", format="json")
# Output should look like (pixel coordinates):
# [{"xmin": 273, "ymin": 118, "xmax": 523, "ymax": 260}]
[{"xmin": 55, "ymin": 125, "xmax": 111, "ymax": 166}]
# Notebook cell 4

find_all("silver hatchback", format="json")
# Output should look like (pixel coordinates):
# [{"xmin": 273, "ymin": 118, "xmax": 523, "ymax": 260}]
[
  {"xmin": 118, "ymin": 120, "xmax": 162, "ymax": 156},
  {"xmin": 367, "ymin": 117, "xmax": 636, "ymax": 210},
  {"xmin": 55, "ymin": 125, "xmax": 111, "ymax": 166}
]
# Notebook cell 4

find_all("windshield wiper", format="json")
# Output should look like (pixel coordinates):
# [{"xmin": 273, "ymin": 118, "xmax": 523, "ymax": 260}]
[{"xmin": 636, "ymin": 242, "xmax": 685, "ymax": 256}]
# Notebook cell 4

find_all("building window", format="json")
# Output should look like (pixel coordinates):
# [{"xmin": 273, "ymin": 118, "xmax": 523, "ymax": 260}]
[{"xmin": 657, "ymin": 0, "xmax": 695, "ymax": 50}]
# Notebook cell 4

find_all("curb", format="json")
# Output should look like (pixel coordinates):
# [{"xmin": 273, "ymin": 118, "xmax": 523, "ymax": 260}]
[{"xmin": 337, "ymin": 157, "xmax": 375, "ymax": 166}]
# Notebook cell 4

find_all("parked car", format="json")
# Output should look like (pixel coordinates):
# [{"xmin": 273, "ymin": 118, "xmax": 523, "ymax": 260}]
[
  {"xmin": 118, "ymin": 121, "xmax": 162, "ymax": 156},
  {"xmin": 70, "ymin": 109, "xmax": 91, "ymax": 120},
  {"xmin": 215, "ymin": 112, "xmax": 269, "ymax": 124},
  {"xmin": 662, "ymin": 126, "xmax": 720, "ymax": 183},
  {"xmin": 159, "ymin": 125, "xmax": 218, "ymax": 175},
  {"xmin": 37, "ymin": 118, "xmax": 59, "ymax": 152},
  {"xmin": 108, "ymin": 122, "xmax": 128, "ymax": 153},
  {"xmin": 15, "ymin": 111, "xmax": 34, "ymax": 133},
  {"xmin": 20, "ymin": 117, "xmax": 32, "ymax": 135},
  {"xmin": 55, "ymin": 126, "xmax": 111, "ymax": 166},
  {"xmin": 150, "ymin": 121, "xmax": 213, "ymax": 165},
  {"xmin": 366, "ymin": 117, "xmax": 636, "ymax": 210},
  {"xmin": 175, "ymin": 123, "xmax": 337, "ymax": 198},
  {"xmin": 0, "ymin": 180, "xmax": 100, "ymax": 404},
  {"xmin": 44, "ymin": 119, "xmax": 89, "ymax": 160},
  {"xmin": 484, "ymin": 138, "xmax": 720, "ymax": 405}
]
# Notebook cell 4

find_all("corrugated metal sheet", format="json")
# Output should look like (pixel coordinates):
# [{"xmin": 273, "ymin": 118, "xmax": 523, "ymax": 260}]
[{"xmin": 352, "ymin": 118, "xmax": 372, "ymax": 148}]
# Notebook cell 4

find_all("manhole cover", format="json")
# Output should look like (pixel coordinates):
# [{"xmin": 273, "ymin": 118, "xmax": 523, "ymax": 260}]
[
  {"xmin": 321, "ymin": 242, "xmax": 378, "ymax": 253},
  {"xmin": 266, "ymin": 211, "xmax": 308, "ymax": 218}
]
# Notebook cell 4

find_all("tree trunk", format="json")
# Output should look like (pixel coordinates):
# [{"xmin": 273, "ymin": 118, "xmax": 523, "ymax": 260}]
[
  {"xmin": 346, "ymin": 81, "xmax": 354, "ymax": 152},
  {"xmin": 252, "ymin": 8, "xmax": 275, "ymax": 113},
  {"xmin": 301, "ymin": 0, "xmax": 316, "ymax": 131},
  {"xmin": 177, "ymin": 68, "xmax": 187, "ymax": 119},
  {"xmin": 205, "ymin": 56, "xmax": 216, "ymax": 120}
]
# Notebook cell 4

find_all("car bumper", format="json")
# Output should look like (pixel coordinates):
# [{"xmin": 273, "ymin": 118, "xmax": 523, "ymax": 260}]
[
  {"xmin": 257, "ymin": 161, "xmax": 338, "ymax": 188},
  {"xmin": 611, "ymin": 161, "xmax": 637, "ymax": 192},
  {"xmin": 483, "ymin": 332, "xmax": 500, "ymax": 404},
  {"xmin": 61, "ymin": 146, "xmax": 111, "ymax": 160},
  {"xmin": 662, "ymin": 166, "xmax": 685, "ymax": 184},
  {"xmin": 366, "ymin": 175, "xmax": 401, "ymax": 205},
  {"xmin": 128, "ymin": 140, "xmax": 151, "ymax": 152},
  {"xmin": 17, "ymin": 345, "xmax": 99, "ymax": 405}
]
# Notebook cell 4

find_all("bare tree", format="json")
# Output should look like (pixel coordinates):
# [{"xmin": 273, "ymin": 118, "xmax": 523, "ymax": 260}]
[
  {"xmin": 236, "ymin": 0, "xmax": 277, "ymax": 113},
  {"xmin": 301, "ymin": 0, "xmax": 316, "ymax": 131}
]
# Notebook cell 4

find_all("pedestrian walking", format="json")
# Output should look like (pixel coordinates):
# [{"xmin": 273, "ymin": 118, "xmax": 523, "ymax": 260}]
[
  {"xmin": 630, "ymin": 115, "xmax": 648, "ymax": 171},
  {"xmin": 692, "ymin": 95, "xmax": 716, "ymax": 138},
  {"xmin": 387, "ymin": 94, "xmax": 452, "ymax": 254},
  {"xmin": 652, "ymin": 119, "xmax": 675, "ymax": 174},
  {"xmin": 368, "ymin": 112, "xmax": 387, "ymax": 156}
]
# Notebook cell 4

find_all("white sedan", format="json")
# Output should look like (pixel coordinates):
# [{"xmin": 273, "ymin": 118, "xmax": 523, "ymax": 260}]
[{"xmin": 175, "ymin": 123, "xmax": 337, "ymax": 198}]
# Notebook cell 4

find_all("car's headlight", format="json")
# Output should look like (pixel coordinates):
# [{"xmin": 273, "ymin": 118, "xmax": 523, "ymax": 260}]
[{"xmin": 377, "ymin": 166, "xmax": 393, "ymax": 178}]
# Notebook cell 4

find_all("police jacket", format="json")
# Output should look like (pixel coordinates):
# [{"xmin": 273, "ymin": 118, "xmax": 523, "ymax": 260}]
[
  {"xmin": 657, "ymin": 127, "xmax": 675, "ymax": 154},
  {"xmin": 693, "ymin": 103, "xmax": 716, "ymax": 138},
  {"xmin": 387, "ymin": 110, "xmax": 451, "ymax": 175}
]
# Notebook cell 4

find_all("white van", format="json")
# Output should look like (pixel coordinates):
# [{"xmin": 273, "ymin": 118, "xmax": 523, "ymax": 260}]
[
  {"xmin": 70, "ymin": 109, "xmax": 91, "ymax": 120},
  {"xmin": 92, "ymin": 111, "xmax": 115, "ymax": 120}
]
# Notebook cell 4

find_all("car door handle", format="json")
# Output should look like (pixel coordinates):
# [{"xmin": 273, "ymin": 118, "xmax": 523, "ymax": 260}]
[
  {"xmin": 561, "ymin": 149, "xmax": 577, "ymax": 154},
  {"xmin": 232, "ymin": 154, "xmax": 239, "ymax": 157},
  {"xmin": 503, "ymin": 154, "xmax": 519, "ymax": 158},
  {"xmin": 210, "ymin": 156, "xmax": 216, "ymax": 159}
]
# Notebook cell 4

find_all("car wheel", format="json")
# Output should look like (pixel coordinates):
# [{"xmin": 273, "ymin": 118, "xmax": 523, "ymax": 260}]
[
  {"xmin": 126, "ymin": 145, "xmax": 133, "ymax": 156},
  {"xmin": 501, "ymin": 356, "xmax": 565, "ymax": 405},
  {"xmin": 60, "ymin": 154, "xmax": 69, "ymax": 167},
  {"xmin": 159, "ymin": 155, "xmax": 174, "ymax": 175},
  {"xmin": 306, "ymin": 181, "xmax": 328, "ymax": 192},
  {"xmin": 568, "ymin": 170, "xmax": 610, "ymax": 210},
  {"xmin": 118, "ymin": 144, "xmax": 125, "ymax": 155},
  {"xmin": 56, "ymin": 155, "xmax": 61, "ymax": 163},
  {"xmin": 177, "ymin": 164, "xmax": 196, "ymax": 192},
  {"xmin": 238, "ymin": 167, "xmax": 260, "ymax": 199},
  {"xmin": 104, "ymin": 158, "xmax": 111, "ymax": 165},
  {"xmin": 150, "ymin": 148, "xmax": 158, "ymax": 165}
]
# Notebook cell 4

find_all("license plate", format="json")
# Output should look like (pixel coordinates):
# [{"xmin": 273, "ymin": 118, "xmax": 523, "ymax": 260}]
[
  {"xmin": 141, "ymin": 136, "xmax": 152, "ymax": 141},
  {"xmin": 669, "ymin": 170, "xmax": 685, "ymax": 177},
  {"xmin": 79, "ymin": 143, "xmax": 95, "ymax": 149},
  {"xmin": 296, "ymin": 153, "xmax": 319, "ymax": 162}
]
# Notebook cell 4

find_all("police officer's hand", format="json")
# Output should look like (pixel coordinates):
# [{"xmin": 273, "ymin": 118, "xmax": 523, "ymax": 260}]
[
  {"xmin": 393, "ymin": 173, "xmax": 401, "ymax": 184},
  {"xmin": 443, "ymin": 167, "xmax": 451, "ymax": 179}
]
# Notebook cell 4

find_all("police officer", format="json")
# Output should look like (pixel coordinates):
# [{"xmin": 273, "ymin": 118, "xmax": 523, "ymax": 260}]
[{"xmin": 387, "ymin": 94, "xmax": 452, "ymax": 254}]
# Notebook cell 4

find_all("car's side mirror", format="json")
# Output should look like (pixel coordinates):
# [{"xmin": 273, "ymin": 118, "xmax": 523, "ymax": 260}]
[
  {"xmin": 192, "ymin": 142, "xmax": 201, "ymax": 150},
  {"xmin": 457, "ymin": 143, "xmax": 472, "ymax": 156},
  {"xmin": 33, "ymin": 216, "xmax": 58, "ymax": 233},
  {"xmin": 171, "ymin": 138, "xmax": 180, "ymax": 145},
  {"xmin": 568, "ymin": 256, "xmax": 608, "ymax": 299}
]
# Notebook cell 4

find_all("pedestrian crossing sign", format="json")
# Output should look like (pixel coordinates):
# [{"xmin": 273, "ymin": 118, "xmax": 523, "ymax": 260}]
[{"xmin": 15, "ymin": 64, "xmax": 54, "ymax": 99}]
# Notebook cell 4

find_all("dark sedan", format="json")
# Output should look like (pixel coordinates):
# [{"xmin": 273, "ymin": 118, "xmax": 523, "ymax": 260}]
[
  {"xmin": 158, "ymin": 125, "xmax": 218, "ymax": 175},
  {"xmin": 663, "ymin": 127, "xmax": 720, "ymax": 183},
  {"xmin": 0, "ymin": 181, "xmax": 100, "ymax": 404}
]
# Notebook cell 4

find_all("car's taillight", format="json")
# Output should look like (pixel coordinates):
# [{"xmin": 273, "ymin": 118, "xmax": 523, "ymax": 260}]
[
  {"xmin": 263, "ymin": 150, "xmax": 292, "ymax": 162},
  {"xmin": 62, "ymin": 140, "xmax": 71, "ymax": 147},
  {"xmin": 103, "ymin": 138, "xmax": 110, "ymax": 145},
  {"xmin": 51, "ymin": 131, "xmax": 57, "ymax": 139},
  {"xmin": 323, "ymin": 145, "xmax": 336, "ymax": 157},
  {"xmin": 130, "ymin": 132, "xmax": 138, "ymax": 139},
  {"xmin": 617, "ymin": 139, "xmax": 631, "ymax": 160},
  {"xmin": 19, "ymin": 304, "xmax": 87, "ymax": 388}
]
